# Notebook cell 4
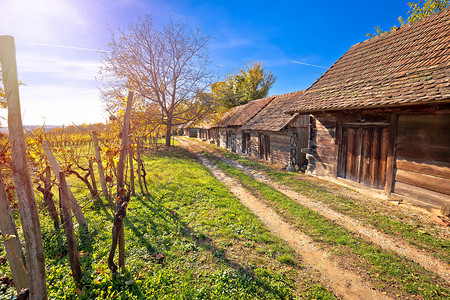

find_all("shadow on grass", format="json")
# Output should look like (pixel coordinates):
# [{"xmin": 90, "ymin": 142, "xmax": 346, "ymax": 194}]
[{"xmin": 123, "ymin": 194, "xmax": 287, "ymax": 297}]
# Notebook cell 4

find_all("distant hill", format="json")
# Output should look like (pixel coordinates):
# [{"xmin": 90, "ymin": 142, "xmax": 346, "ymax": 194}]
[{"xmin": 0, "ymin": 125, "xmax": 62, "ymax": 133}]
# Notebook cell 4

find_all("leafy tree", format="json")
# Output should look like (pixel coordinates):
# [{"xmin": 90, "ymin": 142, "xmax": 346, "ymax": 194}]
[
  {"xmin": 211, "ymin": 61, "xmax": 276, "ymax": 108},
  {"xmin": 101, "ymin": 15, "xmax": 214, "ymax": 147},
  {"xmin": 367, "ymin": 0, "xmax": 449, "ymax": 37}
]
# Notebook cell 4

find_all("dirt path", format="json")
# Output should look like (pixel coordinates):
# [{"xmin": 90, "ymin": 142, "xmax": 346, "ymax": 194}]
[
  {"xmin": 178, "ymin": 139, "xmax": 392, "ymax": 300},
  {"xmin": 181, "ymin": 138, "xmax": 450, "ymax": 286}
]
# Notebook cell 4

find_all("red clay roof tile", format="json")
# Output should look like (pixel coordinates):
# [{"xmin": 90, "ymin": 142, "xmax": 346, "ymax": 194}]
[{"xmin": 287, "ymin": 8, "xmax": 450, "ymax": 113}]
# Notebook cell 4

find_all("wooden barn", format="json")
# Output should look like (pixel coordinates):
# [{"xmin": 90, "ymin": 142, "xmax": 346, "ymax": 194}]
[
  {"xmin": 240, "ymin": 91, "xmax": 309, "ymax": 168},
  {"xmin": 286, "ymin": 9, "xmax": 450, "ymax": 212},
  {"xmin": 212, "ymin": 97, "xmax": 274, "ymax": 152}
]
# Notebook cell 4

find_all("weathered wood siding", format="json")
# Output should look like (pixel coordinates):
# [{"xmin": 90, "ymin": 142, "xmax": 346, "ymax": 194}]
[
  {"xmin": 307, "ymin": 114, "xmax": 337, "ymax": 176},
  {"xmin": 267, "ymin": 132, "xmax": 292, "ymax": 166},
  {"xmin": 249, "ymin": 132, "xmax": 259, "ymax": 156},
  {"xmin": 393, "ymin": 113, "xmax": 450, "ymax": 208},
  {"xmin": 218, "ymin": 128, "xmax": 227, "ymax": 148}
]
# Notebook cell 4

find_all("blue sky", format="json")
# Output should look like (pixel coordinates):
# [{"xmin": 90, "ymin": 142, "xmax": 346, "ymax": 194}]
[{"xmin": 0, "ymin": 0, "xmax": 411, "ymax": 125}]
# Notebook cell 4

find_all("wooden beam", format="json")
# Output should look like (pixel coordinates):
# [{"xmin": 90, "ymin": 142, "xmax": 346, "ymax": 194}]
[
  {"xmin": 385, "ymin": 114, "xmax": 398, "ymax": 195},
  {"xmin": 395, "ymin": 168, "xmax": 450, "ymax": 195},
  {"xmin": 93, "ymin": 131, "xmax": 110, "ymax": 205},
  {"xmin": 0, "ymin": 171, "xmax": 28, "ymax": 292},
  {"xmin": 42, "ymin": 141, "xmax": 88, "ymax": 227},
  {"xmin": 0, "ymin": 35, "xmax": 47, "ymax": 299},
  {"xmin": 59, "ymin": 172, "xmax": 82, "ymax": 283}
]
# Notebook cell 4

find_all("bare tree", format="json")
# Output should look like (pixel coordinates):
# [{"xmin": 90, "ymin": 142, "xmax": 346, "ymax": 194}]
[{"xmin": 101, "ymin": 15, "xmax": 214, "ymax": 146}]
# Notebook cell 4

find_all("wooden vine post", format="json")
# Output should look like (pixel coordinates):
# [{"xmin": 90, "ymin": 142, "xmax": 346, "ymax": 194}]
[
  {"xmin": 0, "ymin": 171, "xmax": 28, "ymax": 293},
  {"xmin": 0, "ymin": 35, "xmax": 47, "ymax": 299},
  {"xmin": 92, "ymin": 131, "xmax": 110, "ymax": 205},
  {"xmin": 136, "ymin": 139, "xmax": 144, "ymax": 193},
  {"xmin": 129, "ymin": 146, "xmax": 135, "ymax": 195},
  {"xmin": 88, "ymin": 159, "xmax": 99, "ymax": 200},
  {"xmin": 36, "ymin": 166, "xmax": 59, "ymax": 229},
  {"xmin": 59, "ymin": 172, "xmax": 82, "ymax": 283},
  {"xmin": 108, "ymin": 90, "xmax": 133, "ymax": 273},
  {"xmin": 42, "ymin": 140, "xmax": 88, "ymax": 227}
]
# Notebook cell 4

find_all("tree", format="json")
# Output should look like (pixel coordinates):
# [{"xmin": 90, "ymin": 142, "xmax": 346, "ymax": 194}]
[
  {"xmin": 101, "ymin": 15, "xmax": 214, "ymax": 147},
  {"xmin": 367, "ymin": 0, "xmax": 449, "ymax": 37},
  {"xmin": 211, "ymin": 61, "xmax": 275, "ymax": 109}
]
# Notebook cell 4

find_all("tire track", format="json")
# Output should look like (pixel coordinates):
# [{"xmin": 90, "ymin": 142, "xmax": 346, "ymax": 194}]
[
  {"xmin": 180, "ymin": 139, "xmax": 392, "ymax": 300},
  {"xmin": 183, "ymin": 138, "xmax": 450, "ymax": 285}
]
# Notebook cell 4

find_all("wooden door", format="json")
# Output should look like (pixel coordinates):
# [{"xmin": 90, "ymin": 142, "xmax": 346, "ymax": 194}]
[
  {"xmin": 242, "ymin": 132, "xmax": 250, "ymax": 154},
  {"xmin": 229, "ymin": 130, "xmax": 236, "ymax": 152},
  {"xmin": 258, "ymin": 134, "xmax": 270, "ymax": 161},
  {"xmin": 339, "ymin": 126, "xmax": 389, "ymax": 189}
]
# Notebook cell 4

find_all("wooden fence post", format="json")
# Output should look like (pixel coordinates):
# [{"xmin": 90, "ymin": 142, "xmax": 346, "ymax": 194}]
[
  {"xmin": 42, "ymin": 140, "xmax": 88, "ymax": 227},
  {"xmin": 108, "ymin": 90, "xmax": 133, "ymax": 272},
  {"xmin": 0, "ymin": 35, "xmax": 47, "ymax": 299},
  {"xmin": 59, "ymin": 172, "xmax": 82, "ymax": 283},
  {"xmin": 129, "ymin": 146, "xmax": 135, "ymax": 196},
  {"xmin": 37, "ymin": 166, "xmax": 59, "ymax": 229},
  {"xmin": 88, "ymin": 159, "xmax": 99, "ymax": 200},
  {"xmin": 93, "ymin": 131, "xmax": 110, "ymax": 205},
  {"xmin": 136, "ymin": 139, "xmax": 144, "ymax": 193},
  {"xmin": 0, "ymin": 171, "xmax": 28, "ymax": 293}
]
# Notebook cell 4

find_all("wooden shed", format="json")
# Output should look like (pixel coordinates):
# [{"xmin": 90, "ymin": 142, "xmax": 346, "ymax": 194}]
[
  {"xmin": 240, "ymin": 91, "xmax": 309, "ymax": 168},
  {"xmin": 213, "ymin": 97, "xmax": 274, "ymax": 152},
  {"xmin": 286, "ymin": 9, "xmax": 450, "ymax": 212}
]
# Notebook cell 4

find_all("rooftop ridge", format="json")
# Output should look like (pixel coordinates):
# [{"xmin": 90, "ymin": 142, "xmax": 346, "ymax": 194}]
[{"xmin": 352, "ymin": 6, "xmax": 450, "ymax": 49}]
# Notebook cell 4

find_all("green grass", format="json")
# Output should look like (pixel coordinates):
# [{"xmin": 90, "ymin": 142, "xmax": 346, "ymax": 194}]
[
  {"xmin": 203, "ymin": 151, "xmax": 449, "ymax": 299},
  {"xmin": 0, "ymin": 146, "xmax": 335, "ymax": 299},
  {"xmin": 206, "ymin": 144, "xmax": 450, "ymax": 264}
]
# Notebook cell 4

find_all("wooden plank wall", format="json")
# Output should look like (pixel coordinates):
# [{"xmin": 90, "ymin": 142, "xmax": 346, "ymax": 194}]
[
  {"xmin": 218, "ymin": 128, "xmax": 227, "ymax": 148},
  {"xmin": 309, "ymin": 115, "xmax": 337, "ymax": 176},
  {"xmin": 266, "ymin": 131, "xmax": 292, "ymax": 166},
  {"xmin": 394, "ymin": 113, "xmax": 450, "ymax": 209}
]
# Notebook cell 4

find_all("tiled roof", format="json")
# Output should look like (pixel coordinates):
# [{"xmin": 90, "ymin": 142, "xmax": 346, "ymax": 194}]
[
  {"xmin": 214, "ymin": 96, "xmax": 274, "ymax": 127},
  {"xmin": 287, "ymin": 8, "xmax": 450, "ymax": 113},
  {"xmin": 241, "ymin": 91, "xmax": 304, "ymax": 131}
]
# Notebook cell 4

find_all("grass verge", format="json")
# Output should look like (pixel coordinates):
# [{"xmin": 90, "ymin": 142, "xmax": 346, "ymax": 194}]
[
  {"xmin": 203, "ymin": 151, "xmax": 449, "ymax": 299},
  {"xmin": 206, "ymin": 144, "xmax": 450, "ymax": 265}
]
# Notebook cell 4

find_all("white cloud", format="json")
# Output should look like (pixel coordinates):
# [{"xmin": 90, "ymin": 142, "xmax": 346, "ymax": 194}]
[{"xmin": 16, "ymin": 51, "xmax": 102, "ymax": 82}]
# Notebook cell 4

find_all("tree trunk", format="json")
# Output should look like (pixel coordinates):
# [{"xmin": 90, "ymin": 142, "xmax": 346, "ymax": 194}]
[
  {"xmin": 58, "ymin": 172, "xmax": 82, "ymax": 283},
  {"xmin": 0, "ymin": 171, "xmax": 28, "ymax": 293},
  {"xmin": 109, "ymin": 90, "xmax": 133, "ymax": 272},
  {"xmin": 42, "ymin": 140, "xmax": 88, "ymax": 227},
  {"xmin": 165, "ymin": 123, "xmax": 172, "ymax": 147},
  {"xmin": 0, "ymin": 35, "xmax": 47, "ymax": 300},
  {"xmin": 92, "ymin": 131, "xmax": 110, "ymax": 206}
]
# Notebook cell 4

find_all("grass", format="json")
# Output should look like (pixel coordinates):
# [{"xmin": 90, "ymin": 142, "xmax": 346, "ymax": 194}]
[
  {"xmin": 202, "ymin": 151, "xmax": 449, "ymax": 299},
  {"xmin": 0, "ymin": 146, "xmax": 335, "ymax": 299},
  {"xmin": 206, "ymin": 144, "xmax": 450, "ymax": 264}
]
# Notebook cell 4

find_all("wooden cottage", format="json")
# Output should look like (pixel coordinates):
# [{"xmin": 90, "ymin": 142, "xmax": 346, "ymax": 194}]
[
  {"xmin": 240, "ymin": 91, "xmax": 309, "ymax": 168},
  {"xmin": 286, "ymin": 9, "xmax": 450, "ymax": 211},
  {"xmin": 213, "ymin": 97, "xmax": 274, "ymax": 152}
]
